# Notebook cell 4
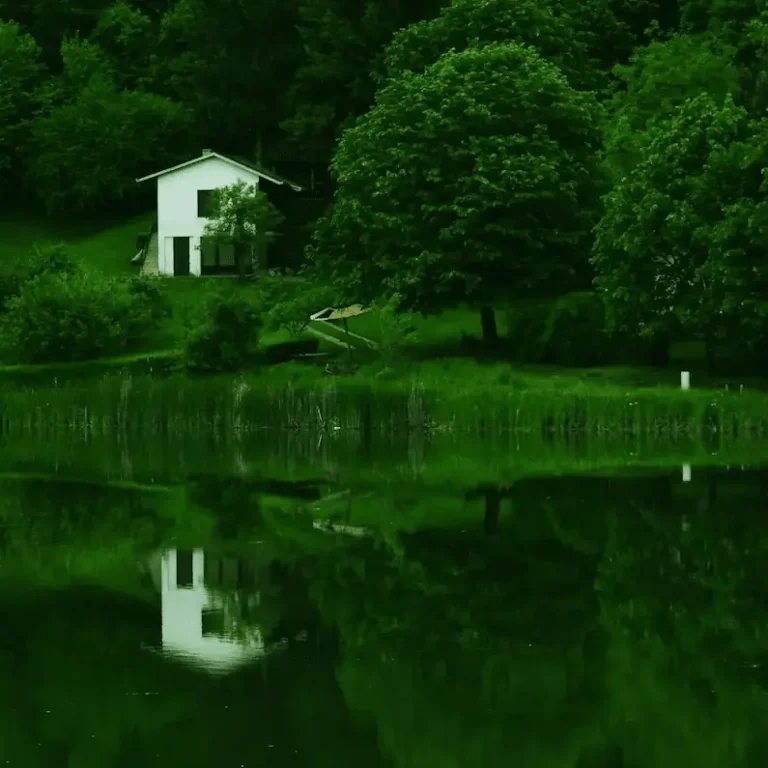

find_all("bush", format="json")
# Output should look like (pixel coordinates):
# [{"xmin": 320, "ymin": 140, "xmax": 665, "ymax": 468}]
[
  {"xmin": 0, "ymin": 269, "xmax": 167, "ymax": 363},
  {"xmin": 124, "ymin": 275, "xmax": 172, "ymax": 324},
  {"xmin": 505, "ymin": 292, "xmax": 653, "ymax": 367},
  {"xmin": 265, "ymin": 278, "xmax": 339, "ymax": 337},
  {"xmin": 0, "ymin": 242, "xmax": 78, "ymax": 312},
  {"xmin": 183, "ymin": 290, "xmax": 262, "ymax": 372}
]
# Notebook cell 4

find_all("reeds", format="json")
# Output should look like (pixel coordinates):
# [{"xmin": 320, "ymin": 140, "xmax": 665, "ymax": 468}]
[{"xmin": 1, "ymin": 368, "xmax": 766, "ymax": 439}]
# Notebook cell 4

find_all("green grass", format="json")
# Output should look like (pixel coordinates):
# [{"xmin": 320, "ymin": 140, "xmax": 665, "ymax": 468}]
[
  {"xmin": 0, "ymin": 209, "xmax": 327, "ymax": 366},
  {"xmin": 3, "ymin": 208, "xmax": 765, "ymax": 392},
  {"xmin": 1, "ymin": 206, "xmax": 154, "ymax": 275}
]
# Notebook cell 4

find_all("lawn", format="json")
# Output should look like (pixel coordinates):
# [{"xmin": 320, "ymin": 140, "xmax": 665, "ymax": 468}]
[
  {"xmin": 1, "ymin": 206, "xmax": 154, "ymax": 275},
  {"xmin": 4, "ymin": 207, "xmax": 765, "ymax": 392},
  {"xmin": 0, "ymin": 208, "xmax": 334, "ymax": 368}
]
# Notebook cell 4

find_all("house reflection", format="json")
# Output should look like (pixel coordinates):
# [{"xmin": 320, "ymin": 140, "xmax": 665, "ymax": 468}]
[{"xmin": 149, "ymin": 548, "xmax": 268, "ymax": 675}]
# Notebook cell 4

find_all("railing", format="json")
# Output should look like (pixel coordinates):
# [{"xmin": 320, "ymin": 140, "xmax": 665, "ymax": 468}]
[{"xmin": 133, "ymin": 216, "xmax": 158, "ymax": 266}]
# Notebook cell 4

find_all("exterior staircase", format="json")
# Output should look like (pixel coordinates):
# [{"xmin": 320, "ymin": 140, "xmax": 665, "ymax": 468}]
[{"xmin": 140, "ymin": 232, "xmax": 159, "ymax": 276}]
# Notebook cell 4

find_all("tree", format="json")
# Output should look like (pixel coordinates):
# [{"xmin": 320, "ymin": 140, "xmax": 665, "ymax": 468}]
[
  {"xmin": 202, "ymin": 181, "xmax": 286, "ymax": 280},
  {"xmin": 306, "ymin": 43, "xmax": 603, "ymax": 342},
  {"xmin": 592, "ymin": 92, "xmax": 768, "ymax": 366},
  {"xmin": 150, "ymin": 0, "xmax": 303, "ymax": 152},
  {"xmin": 603, "ymin": 32, "xmax": 741, "ymax": 181},
  {"xmin": 24, "ymin": 67, "xmax": 193, "ymax": 214},
  {"xmin": 377, "ymin": 0, "xmax": 604, "ymax": 93},
  {"xmin": 90, "ymin": 0, "xmax": 154, "ymax": 89},
  {"xmin": 280, "ymin": 0, "xmax": 445, "ymax": 150},
  {"xmin": 0, "ymin": 21, "xmax": 46, "ymax": 194}
]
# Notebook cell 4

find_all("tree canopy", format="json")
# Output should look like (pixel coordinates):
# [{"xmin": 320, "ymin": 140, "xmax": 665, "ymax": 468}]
[
  {"xmin": 307, "ymin": 42, "xmax": 603, "ymax": 332},
  {"xmin": 592, "ymin": 92, "xmax": 768, "ymax": 353}
]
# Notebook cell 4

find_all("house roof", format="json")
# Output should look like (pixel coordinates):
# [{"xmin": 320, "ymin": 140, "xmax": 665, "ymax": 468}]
[{"xmin": 135, "ymin": 151, "xmax": 304, "ymax": 191}]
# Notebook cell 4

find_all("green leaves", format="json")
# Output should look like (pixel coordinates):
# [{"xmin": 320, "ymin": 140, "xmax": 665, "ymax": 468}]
[
  {"xmin": 308, "ymin": 42, "xmax": 602, "ymax": 315},
  {"xmin": 593, "ymin": 91, "xmax": 768, "ymax": 346},
  {"xmin": 202, "ymin": 181, "xmax": 286, "ymax": 275},
  {"xmin": 25, "ymin": 80, "xmax": 193, "ymax": 214},
  {"xmin": 0, "ymin": 21, "xmax": 46, "ymax": 183},
  {"xmin": 380, "ymin": 0, "xmax": 604, "ymax": 92}
]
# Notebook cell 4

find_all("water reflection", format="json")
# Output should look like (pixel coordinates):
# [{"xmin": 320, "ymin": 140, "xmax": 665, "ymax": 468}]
[
  {"xmin": 2, "ymin": 457, "xmax": 768, "ymax": 765},
  {"xmin": 153, "ymin": 549, "xmax": 269, "ymax": 674}
]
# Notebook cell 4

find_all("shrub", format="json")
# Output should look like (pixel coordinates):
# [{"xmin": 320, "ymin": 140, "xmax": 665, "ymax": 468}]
[
  {"xmin": 266, "ymin": 278, "xmax": 339, "ymax": 337},
  {"xmin": 124, "ymin": 275, "xmax": 172, "ymax": 324},
  {"xmin": 505, "ymin": 292, "xmax": 653, "ymax": 367},
  {"xmin": 183, "ymin": 290, "xmax": 262, "ymax": 372},
  {"xmin": 0, "ymin": 269, "xmax": 167, "ymax": 363},
  {"xmin": 0, "ymin": 242, "xmax": 78, "ymax": 312}
]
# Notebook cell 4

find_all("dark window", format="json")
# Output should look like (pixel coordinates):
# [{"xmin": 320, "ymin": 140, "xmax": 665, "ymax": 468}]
[
  {"xmin": 176, "ymin": 550, "xmax": 194, "ymax": 588},
  {"xmin": 198, "ymin": 189, "xmax": 214, "ymax": 217},
  {"xmin": 200, "ymin": 237, "xmax": 251, "ymax": 275}
]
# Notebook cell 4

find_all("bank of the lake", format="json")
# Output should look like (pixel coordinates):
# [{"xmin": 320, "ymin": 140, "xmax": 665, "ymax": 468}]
[{"xmin": 2, "ymin": 359, "xmax": 768, "ymax": 438}]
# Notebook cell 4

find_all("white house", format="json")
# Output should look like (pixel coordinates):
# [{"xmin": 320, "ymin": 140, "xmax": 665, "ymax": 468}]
[
  {"xmin": 136, "ymin": 149, "xmax": 303, "ymax": 277},
  {"xmin": 149, "ymin": 548, "xmax": 267, "ymax": 675}
]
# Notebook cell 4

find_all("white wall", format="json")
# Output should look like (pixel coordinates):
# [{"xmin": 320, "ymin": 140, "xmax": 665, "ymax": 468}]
[
  {"xmin": 156, "ymin": 157, "xmax": 262, "ymax": 276},
  {"xmin": 160, "ymin": 549, "xmax": 265, "ymax": 674}
]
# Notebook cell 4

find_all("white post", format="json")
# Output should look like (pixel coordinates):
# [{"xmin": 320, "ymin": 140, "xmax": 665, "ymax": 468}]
[
  {"xmin": 682, "ymin": 463, "xmax": 692, "ymax": 483},
  {"xmin": 681, "ymin": 371, "xmax": 690, "ymax": 390}
]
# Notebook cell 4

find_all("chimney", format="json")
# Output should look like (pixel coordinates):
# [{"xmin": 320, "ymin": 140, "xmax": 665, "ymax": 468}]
[{"xmin": 202, "ymin": 148, "xmax": 212, "ymax": 156}]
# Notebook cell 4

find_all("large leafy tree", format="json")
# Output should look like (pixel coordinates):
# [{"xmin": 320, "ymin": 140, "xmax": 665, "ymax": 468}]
[
  {"xmin": 25, "ymin": 62, "xmax": 193, "ymax": 214},
  {"xmin": 603, "ymin": 32, "xmax": 742, "ymax": 181},
  {"xmin": 592, "ymin": 92, "xmax": 768, "ymax": 364},
  {"xmin": 90, "ymin": 0, "xmax": 154, "ymax": 90},
  {"xmin": 377, "ymin": 0, "xmax": 604, "ymax": 92},
  {"xmin": 307, "ymin": 43, "xmax": 604, "ymax": 341},
  {"xmin": 149, "ymin": 0, "xmax": 303, "ymax": 154},
  {"xmin": 0, "ymin": 21, "xmax": 47, "ymax": 195},
  {"xmin": 280, "ymin": 0, "xmax": 446, "ymax": 152}
]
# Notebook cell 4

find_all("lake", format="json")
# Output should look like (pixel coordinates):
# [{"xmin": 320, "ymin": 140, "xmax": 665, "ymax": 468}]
[{"xmin": 1, "ymin": 425, "xmax": 768, "ymax": 766}]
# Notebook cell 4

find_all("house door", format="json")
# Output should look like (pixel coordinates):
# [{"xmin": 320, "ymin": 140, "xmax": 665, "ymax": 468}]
[{"xmin": 173, "ymin": 237, "xmax": 190, "ymax": 276}]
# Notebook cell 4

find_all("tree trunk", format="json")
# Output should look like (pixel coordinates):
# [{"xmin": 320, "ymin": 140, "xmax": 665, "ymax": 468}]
[{"xmin": 480, "ymin": 306, "xmax": 498, "ymax": 344}]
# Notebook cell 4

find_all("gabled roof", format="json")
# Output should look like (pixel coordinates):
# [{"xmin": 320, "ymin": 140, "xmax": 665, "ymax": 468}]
[{"xmin": 135, "ymin": 151, "xmax": 303, "ymax": 191}]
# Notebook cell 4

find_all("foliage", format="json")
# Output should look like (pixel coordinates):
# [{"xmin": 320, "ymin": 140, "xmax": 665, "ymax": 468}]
[
  {"xmin": 265, "ymin": 278, "xmax": 340, "ymax": 337},
  {"xmin": 183, "ymin": 289, "xmax": 262, "ymax": 372},
  {"xmin": 0, "ymin": 269, "xmax": 167, "ymax": 363},
  {"xmin": 0, "ymin": 21, "xmax": 47, "ymax": 187},
  {"xmin": 603, "ymin": 32, "xmax": 741, "ymax": 179},
  {"xmin": 280, "ymin": 0, "xmax": 445, "ymax": 147},
  {"xmin": 592, "ymin": 92, "xmax": 768, "ymax": 347},
  {"xmin": 505, "ymin": 292, "xmax": 652, "ymax": 366},
  {"xmin": 202, "ymin": 181, "xmax": 286, "ymax": 278},
  {"xmin": 0, "ymin": 242, "xmax": 79, "ymax": 312},
  {"xmin": 373, "ymin": 300, "xmax": 419, "ymax": 364},
  {"xmin": 25, "ymin": 74, "xmax": 193, "ymax": 214},
  {"xmin": 378, "ymin": 0, "xmax": 603, "ymax": 92},
  {"xmin": 307, "ymin": 43, "xmax": 603, "ymax": 318},
  {"xmin": 90, "ymin": 0, "xmax": 154, "ymax": 89}
]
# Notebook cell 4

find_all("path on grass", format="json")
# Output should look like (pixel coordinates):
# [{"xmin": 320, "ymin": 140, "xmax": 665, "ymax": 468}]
[{"xmin": 140, "ymin": 233, "xmax": 159, "ymax": 276}]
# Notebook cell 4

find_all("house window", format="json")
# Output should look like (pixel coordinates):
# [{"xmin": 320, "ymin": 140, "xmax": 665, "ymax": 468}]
[
  {"xmin": 198, "ymin": 189, "xmax": 215, "ymax": 218},
  {"xmin": 176, "ymin": 550, "xmax": 194, "ymax": 588},
  {"xmin": 200, "ymin": 237, "xmax": 250, "ymax": 275}
]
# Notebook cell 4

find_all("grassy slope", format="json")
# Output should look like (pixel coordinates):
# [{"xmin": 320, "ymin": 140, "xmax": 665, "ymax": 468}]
[
  {"xmin": 0, "ymin": 208, "xmax": 330, "ymax": 365},
  {"xmin": 315, "ymin": 308, "xmax": 768, "ymax": 391},
  {"xmin": 5, "ymin": 208, "xmax": 765, "ymax": 392}
]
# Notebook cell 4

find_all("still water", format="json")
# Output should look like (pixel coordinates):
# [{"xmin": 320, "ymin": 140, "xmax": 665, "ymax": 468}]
[{"xmin": 1, "ymin": 431, "xmax": 768, "ymax": 767}]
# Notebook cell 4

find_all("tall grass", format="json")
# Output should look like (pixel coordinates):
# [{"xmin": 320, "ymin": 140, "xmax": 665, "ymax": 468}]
[
  {"xmin": 1, "ymin": 363, "xmax": 767, "ymax": 440},
  {"xmin": 2, "ymin": 421, "xmax": 768, "ymax": 491}
]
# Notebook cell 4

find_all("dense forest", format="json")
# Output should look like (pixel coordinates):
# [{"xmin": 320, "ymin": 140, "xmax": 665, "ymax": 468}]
[{"xmin": 2, "ymin": 0, "xmax": 768, "ymax": 366}]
